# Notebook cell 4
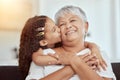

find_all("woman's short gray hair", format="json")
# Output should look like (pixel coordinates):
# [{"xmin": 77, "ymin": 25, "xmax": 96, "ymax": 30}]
[{"xmin": 55, "ymin": 5, "xmax": 87, "ymax": 24}]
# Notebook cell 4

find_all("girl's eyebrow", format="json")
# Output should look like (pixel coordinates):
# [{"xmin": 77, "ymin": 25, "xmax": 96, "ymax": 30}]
[{"xmin": 52, "ymin": 26, "xmax": 56, "ymax": 32}]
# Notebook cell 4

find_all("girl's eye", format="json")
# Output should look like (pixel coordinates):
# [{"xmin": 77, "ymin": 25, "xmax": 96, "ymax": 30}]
[
  {"xmin": 52, "ymin": 26, "xmax": 57, "ymax": 32},
  {"xmin": 53, "ymin": 28, "xmax": 55, "ymax": 32},
  {"xmin": 52, "ymin": 27, "xmax": 55, "ymax": 32}
]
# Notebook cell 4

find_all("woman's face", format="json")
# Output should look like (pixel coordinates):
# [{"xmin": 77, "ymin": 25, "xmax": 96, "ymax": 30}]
[
  {"xmin": 44, "ymin": 17, "xmax": 61, "ymax": 45},
  {"xmin": 57, "ymin": 13, "xmax": 88, "ymax": 43}
]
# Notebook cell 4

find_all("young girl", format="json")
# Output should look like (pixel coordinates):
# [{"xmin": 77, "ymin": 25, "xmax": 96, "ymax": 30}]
[
  {"xmin": 19, "ymin": 15, "xmax": 106, "ymax": 79},
  {"xmin": 19, "ymin": 15, "xmax": 61, "ymax": 79}
]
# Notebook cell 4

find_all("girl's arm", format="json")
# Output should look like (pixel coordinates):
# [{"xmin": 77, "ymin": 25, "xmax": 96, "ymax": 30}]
[
  {"xmin": 55, "ymin": 52, "xmax": 112, "ymax": 80},
  {"xmin": 70, "ymin": 56, "xmax": 112, "ymax": 80},
  {"xmin": 85, "ymin": 41, "xmax": 107, "ymax": 70},
  {"xmin": 40, "ymin": 54, "xmax": 97, "ymax": 80},
  {"xmin": 32, "ymin": 48, "xmax": 59, "ymax": 66},
  {"xmin": 40, "ymin": 66, "xmax": 74, "ymax": 80}
]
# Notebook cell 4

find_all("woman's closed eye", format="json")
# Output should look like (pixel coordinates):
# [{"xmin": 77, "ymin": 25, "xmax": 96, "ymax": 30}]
[
  {"xmin": 59, "ymin": 23, "xmax": 66, "ymax": 27},
  {"xmin": 70, "ymin": 19, "xmax": 76, "ymax": 23}
]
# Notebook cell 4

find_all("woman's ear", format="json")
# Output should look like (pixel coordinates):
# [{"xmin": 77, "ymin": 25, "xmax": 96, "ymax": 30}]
[
  {"xmin": 39, "ymin": 40, "xmax": 48, "ymax": 46},
  {"xmin": 85, "ymin": 22, "xmax": 89, "ymax": 32}
]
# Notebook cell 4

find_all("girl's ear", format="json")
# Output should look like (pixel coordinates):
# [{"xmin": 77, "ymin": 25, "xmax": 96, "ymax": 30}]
[{"xmin": 39, "ymin": 40, "xmax": 48, "ymax": 46}]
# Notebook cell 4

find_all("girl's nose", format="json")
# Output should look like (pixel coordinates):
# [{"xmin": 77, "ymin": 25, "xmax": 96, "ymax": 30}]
[{"xmin": 57, "ymin": 27, "xmax": 60, "ymax": 32}]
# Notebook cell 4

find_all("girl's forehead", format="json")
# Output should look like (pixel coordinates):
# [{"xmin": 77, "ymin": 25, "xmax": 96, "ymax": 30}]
[
  {"xmin": 44, "ymin": 19, "xmax": 54, "ymax": 30},
  {"xmin": 46, "ymin": 18, "xmax": 55, "ymax": 26},
  {"xmin": 47, "ymin": 17, "xmax": 54, "ymax": 23}
]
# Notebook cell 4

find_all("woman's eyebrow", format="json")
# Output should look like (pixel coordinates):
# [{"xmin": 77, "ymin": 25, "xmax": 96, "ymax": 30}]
[{"xmin": 59, "ymin": 20, "xmax": 65, "ymax": 23}]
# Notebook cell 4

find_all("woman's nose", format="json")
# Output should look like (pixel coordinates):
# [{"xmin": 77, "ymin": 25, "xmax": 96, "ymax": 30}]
[{"xmin": 66, "ymin": 23, "xmax": 72, "ymax": 29}]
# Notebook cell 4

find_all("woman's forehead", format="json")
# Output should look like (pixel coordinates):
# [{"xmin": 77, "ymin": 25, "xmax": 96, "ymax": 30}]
[{"xmin": 58, "ymin": 14, "xmax": 80, "ymax": 21}]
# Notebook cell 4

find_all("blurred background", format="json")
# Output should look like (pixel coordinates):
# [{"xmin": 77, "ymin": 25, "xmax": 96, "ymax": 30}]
[{"xmin": 0, "ymin": 0, "xmax": 119, "ymax": 65}]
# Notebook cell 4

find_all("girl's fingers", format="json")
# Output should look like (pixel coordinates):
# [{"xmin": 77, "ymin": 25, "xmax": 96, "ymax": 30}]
[
  {"xmin": 91, "ymin": 54, "xmax": 107, "ymax": 71},
  {"xmin": 79, "ymin": 53, "xmax": 90, "ymax": 59},
  {"xmin": 48, "ymin": 53, "xmax": 59, "ymax": 60},
  {"xmin": 86, "ymin": 60, "xmax": 97, "ymax": 66},
  {"xmin": 83, "ymin": 54, "xmax": 96, "ymax": 63},
  {"xmin": 99, "ymin": 60, "xmax": 107, "ymax": 71},
  {"xmin": 86, "ymin": 60, "xmax": 100, "ymax": 71},
  {"xmin": 91, "ymin": 65, "xmax": 97, "ymax": 71},
  {"xmin": 96, "ymin": 60, "xmax": 101, "ymax": 72}
]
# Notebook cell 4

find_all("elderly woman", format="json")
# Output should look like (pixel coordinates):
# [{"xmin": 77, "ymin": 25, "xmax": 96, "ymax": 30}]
[
  {"xmin": 52, "ymin": 5, "xmax": 116, "ymax": 80},
  {"xmin": 26, "ymin": 5, "xmax": 116, "ymax": 80}
]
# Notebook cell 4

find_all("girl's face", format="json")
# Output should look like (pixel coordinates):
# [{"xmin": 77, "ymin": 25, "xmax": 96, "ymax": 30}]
[{"xmin": 44, "ymin": 18, "xmax": 61, "ymax": 45}]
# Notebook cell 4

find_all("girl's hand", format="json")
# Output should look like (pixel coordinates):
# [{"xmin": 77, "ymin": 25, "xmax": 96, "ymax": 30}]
[
  {"xmin": 91, "ymin": 52, "xmax": 107, "ymax": 71},
  {"xmin": 85, "ymin": 42, "xmax": 107, "ymax": 71},
  {"xmin": 79, "ymin": 53, "xmax": 99, "ymax": 71},
  {"xmin": 47, "ymin": 53, "xmax": 61, "ymax": 65}
]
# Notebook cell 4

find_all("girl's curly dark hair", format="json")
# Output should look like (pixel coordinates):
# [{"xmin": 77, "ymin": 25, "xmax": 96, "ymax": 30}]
[{"xmin": 19, "ymin": 15, "xmax": 48, "ymax": 79}]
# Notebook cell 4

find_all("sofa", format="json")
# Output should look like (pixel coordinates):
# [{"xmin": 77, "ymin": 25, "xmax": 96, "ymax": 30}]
[
  {"xmin": 0, "ymin": 63, "xmax": 120, "ymax": 80},
  {"xmin": 112, "ymin": 63, "xmax": 120, "ymax": 80},
  {"xmin": 0, "ymin": 66, "xmax": 24, "ymax": 80}
]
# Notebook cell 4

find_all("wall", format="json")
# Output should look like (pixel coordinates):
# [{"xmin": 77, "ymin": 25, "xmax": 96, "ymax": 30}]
[
  {"xmin": 0, "ymin": 31, "xmax": 20, "ymax": 65},
  {"xmin": 0, "ymin": 0, "xmax": 119, "ymax": 65},
  {"xmin": 0, "ymin": 0, "xmax": 39, "ymax": 65}
]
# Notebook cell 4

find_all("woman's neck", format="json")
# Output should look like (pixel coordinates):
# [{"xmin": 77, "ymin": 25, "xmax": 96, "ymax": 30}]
[{"xmin": 61, "ymin": 42, "xmax": 86, "ymax": 54}]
